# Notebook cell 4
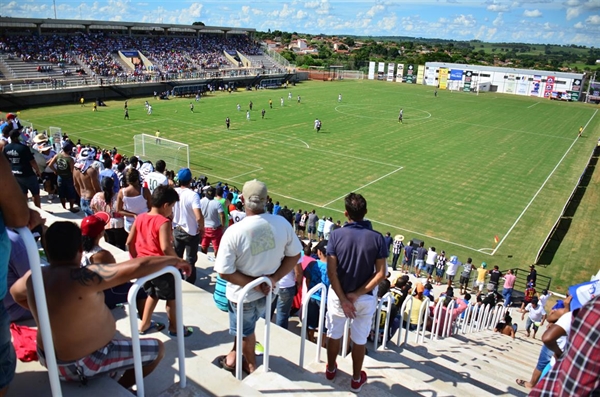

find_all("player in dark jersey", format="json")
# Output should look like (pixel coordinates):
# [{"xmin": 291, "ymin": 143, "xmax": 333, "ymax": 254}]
[
  {"xmin": 225, "ymin": 117, "xmax": 230, "ymax": 130},
  {"xmin": 398, "ymin": 108, "xmax": 403, "ymax": 124},
  {"xmin": 261, "ymin": 109, "xmax": 266, "ymax": 119}
]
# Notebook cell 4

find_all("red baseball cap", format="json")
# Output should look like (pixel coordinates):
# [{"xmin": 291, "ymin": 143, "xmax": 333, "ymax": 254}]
[
  {"xmin": 81, "ymin": 212, "xmax": 110, "ymax": 238},
  {"xmin": 113, "ymin": 153, "xmax": 123, "ymax": 165}
]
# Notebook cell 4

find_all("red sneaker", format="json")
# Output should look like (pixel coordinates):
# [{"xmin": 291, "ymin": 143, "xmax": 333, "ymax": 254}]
[
  {"xmin": 350, "ymin": 371, "xmax": 367, "ymax": 392},
  {"xmin": 325, "ymin": 363, "xmax": 337, "ymax": 380}
]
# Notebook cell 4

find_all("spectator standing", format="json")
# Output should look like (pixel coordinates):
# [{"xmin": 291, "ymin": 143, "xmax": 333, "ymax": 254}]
[
  {"xmin": 403, "ymin": 243, "xmax": 414, "ymax": 274},
  {"xmin": 273, "ymin": 201, "xmax": 281, "ymax": 216},
  {"xmin": 200, "ymin": 186, "xmax": 225, "ymax": 259},
  {"xmin": 414, "ymin": 241, "xmax": 427, "ymax": 278},
  {"xmin": 317, "ymin": 216, "xmax": 326, "ymax": 240},
  {"xmin": 91, "ymin": 177, "xmax": 126, "ymax": 250},
  {"xmin": 434, "ymin": 250, "xmax": 447, "ymax": 286},
  {"xmin": 390, "ymin": 235, "xmax": 404, "ymax": 271},
  {"xmin": 522, "ymin": 296, "xmax": 546, "ymax": 339},
  {"xmin": 323, "ymin": 217, "xmax": 334, "ymax": 241},
  {"xmin": 229, "ymin": 201, "xmax": 246, "ymax": 224},
  {"xmin": 304, "ymin": 240, "xmax": 330, "ymax": 343},
  {"xmin": 307, "ymin": 210, "xmax": 318, "ymax": 241},
  {"xmin": 99, "ymin": 154, "xmax": 120, "ymax": 195},
  {"xmin": 5, "ymin": 228, "xmax": 33, "ymax": 322},
  {"xmin": 425, "ymin": 246, "xmax": 437, "ymax": 278},
  {"xmin": 73, "ymin": 148, "xmax": 101, "ymax": 216},
  {"xmin": 214, "ymin": 179, "xmax": 301, "ymax": 374},
  {"xmin": 144, "ymin": 159, "xmax": 168, "ymax": 194},
  {"xmin": 527, "ymin": 265, "xmax": 538, "ymax": 287},
  {"xmin": 172, "ymin": 168, "xmax": 204, "ymax": 285},
  {"xmin": 501, "ymin": 269, "xmax": 516, "ymax": 307},
  {"xmin": 383, "ymin": 232, "xmax": 393, "ymax": 257},
  {"xmin": 325, "ymin": 193, "xmax": 387, "ymax": 392},
  {"xmin": 445, "ymin": 255, "xmax": 461, "ymax": 288},
  {"xmin": 489, "ymin": 265, "xmax": 502, "ymax": 292},
  {"xmin": 3, "ymin": 128, "xmax": 42, "ymax": 208},
  {"xmin": 48, "ymin": 141, "xmax": 78, "ymax": 212},
  {"xmin": 459, "ymin": 258, "xmax": 473, "ymax": 295},
  {"xmin": 117, "ymin": 168, "xmax": 151, "ymax": 234},
  {"xmin": 475, "ymin": 262, "xmax": 488, "ymax": 292}
]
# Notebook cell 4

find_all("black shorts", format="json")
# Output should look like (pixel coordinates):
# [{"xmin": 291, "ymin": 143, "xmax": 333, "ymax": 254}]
[
  {"xmin": 298, "ymin": 225, "xmax": 306, "ymax": 231},
  {"xmin": 460, "ymin": 275, "xmax": 470, "ymax": 286},
  {"xmin": 144, "ymin": 273, "xmax": 176, "ymax": 301}
]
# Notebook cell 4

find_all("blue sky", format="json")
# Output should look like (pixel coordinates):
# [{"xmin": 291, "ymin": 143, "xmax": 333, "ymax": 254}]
[{"xmin": 3, "ymin": 0, "xmax": 600, "ymax": 46}]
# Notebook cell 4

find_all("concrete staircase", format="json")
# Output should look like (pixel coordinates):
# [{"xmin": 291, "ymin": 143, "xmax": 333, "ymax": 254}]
[{"xmin": 10, "ymin": 193, "xmax": 543, "ymax": 397}]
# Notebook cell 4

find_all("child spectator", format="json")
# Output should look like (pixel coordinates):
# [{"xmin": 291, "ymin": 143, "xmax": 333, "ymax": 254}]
[
  {"xmin": 304, "ymin": 240, "xmax": 330, "ymax": 343},
  {"xmin": 521, "ymin": 282, "xmax": 537, "ymax": 311},
  {"xmin": 126, "ymin": 185, "xmax": 193, "ymax": 337}
]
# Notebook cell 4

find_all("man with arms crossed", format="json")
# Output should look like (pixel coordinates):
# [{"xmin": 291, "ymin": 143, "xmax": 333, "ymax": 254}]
[
  {"xmin": 215, "ymin": 179, "xmax": 302, "ymax": 374},
  {"xmin": 10, "ymin": 221, "xmax": 191, "ymax": 388},
  {"xmin": 325, "ymin": 193, "xmax": 387, "ymax": 392}
]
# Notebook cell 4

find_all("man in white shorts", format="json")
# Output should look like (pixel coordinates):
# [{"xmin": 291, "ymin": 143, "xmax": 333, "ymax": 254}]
[{"xmin": 325, "ymin": 193, "xmax": 387, "ymax": 392}]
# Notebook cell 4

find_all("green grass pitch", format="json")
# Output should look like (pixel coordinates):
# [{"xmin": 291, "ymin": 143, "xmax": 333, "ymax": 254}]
[{"xmin": 20, "ymin": 80, "xmax": 600, "ymax": 289}]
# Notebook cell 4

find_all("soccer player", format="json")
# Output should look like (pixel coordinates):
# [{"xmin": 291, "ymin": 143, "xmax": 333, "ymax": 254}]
[
  {"xmin": 92, "ymin": 102, "xmax": 97, "ymax": 112},
  {"xmin": 237, "ymin": 103, "xmax": 241, "ymax": 112},
  {"xmin": 297, "ymin": 95, "xmax": 301, "ymax": 104},
  {"xmin": 578, "ymin": 126, "xmax": 583, "ymax": 137},
  {"xmin": 225, "ymin": 117, "xmax": 230, "ymax": 130},
  {"xmin": 155, "ymin": 130, "xmax": 161, "ymax": 144},
  {"xmin": 434, "ymin": 90, "xmax": 438, "ymax": 97},
  {"xmin": 398, "ymin": 108, "xmax": 403, "ymax": 124},
  {"xmin": 190, "ymin": 103, "xmax": 194, "ymax": 113},
  {"xmin": 338, "ymin": 94, "xmax": 342, "ymax": 102},
  {"xmin": 124, "ymin": 108, "xmax": 129, "ymax": 120},
  {"xmin": 280, "ymin": 97, "xmax": 284, "ymax": 107},
  {"xmin": 246, "ymin": 111, "xmax": 250, "ymax": 121},
  {"xmin": 316, "ymin": 120, "xmax": 321, "ymax": 133},
  {"xmin": 269, "ymin": 99, "xmax": 273, "ymax": 109},
  {"xmin": 288, "ymin": 92, "xmax": 292, "ymax": 100},
  {"xmin": 261, "ymin": 109, "xmax": 266, "ymax": 119},
  {"xmin": 147, "ymin": 104, "xmax": 152, "ymax": 115},
  {"xmin": 80, "ymin": 97, "xmax": 85, "ymax": 107},
  {"xmin": 249, "ymin": 101, "xmax": 253, "ymax": 111}
]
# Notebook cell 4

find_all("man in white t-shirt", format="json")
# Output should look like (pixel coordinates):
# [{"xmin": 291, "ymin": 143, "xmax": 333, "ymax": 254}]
[
  {"xmin": 229, "ymin": 201, "xmax": 246, "ymax": 224},
  {"xmin": 445, "ymin": 255, "xmax": 461, "ymax": 288},
  {"xmin": 214, "ymin": 179, "xmax": 302, "ymax": 375},
  {"xmin": 144, "ymin": 160, "xmax": 168, "ymax": 194},
  {"xmin": 172, "ymin": 168, "xmax": 204, "ymax": 285},
  {"xmin": 323, "ymin": 217, "xmax": 334, "ymax": 241},
  {"xmin": 522, "ymin": 297, "xmax": 546, "ymax": 339}
]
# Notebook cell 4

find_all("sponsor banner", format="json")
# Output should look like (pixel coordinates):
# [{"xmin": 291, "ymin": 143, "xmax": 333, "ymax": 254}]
[
  {"xmin": 569, "ymin": 90, "xmax": 580, "ymax": 101},
  {"xmin": 516, "ymin": 75, "xmax": 529, "ymax": 95},
  {"xmin": 589, "ymin": 82, "xmax": 600, "ymax": 100},
  {"xmin": 416, "ymin": 65, "xmax": 425, "ymax": 84},
  {"xmin": 543, "ymin": 76, "xmax": 555, "ymax": 98},
  {"xmin": 387, "ymin": 63, "xmax": 395, "ymax": 82},
  {"xmin": 439, "ymin": 68, "xmax": 449, "ymax": 90},
  {"xmin": 463, "ymin": 70, "xmax": 473, "ymax": 92},
  {"xmin": 406, "ymin": 64, "xmax": 415, "ymax": 84},
  {"xmin": 378, "ymin": 62, "xmax": 385, "ymax": 73},
  {"xmin": 505, "ymin": 74, "xmax": 516, "ymax": 94},
  {"xmin": 449, "ymin": 69, "xmax": 463, "ymax": 81},
  {"xmin": 530, "ymin": 75, "xmax": 541, "ymax": 97},
  {"xmin": 571, "ymin": 78, "xmax": 582, "ymax": 93},
  {"xmin": 425, "ymin": 67, "xmax": 436, "ymax": 86},
  {"xmin": 396, "ymin": 64, "xmax": 404, "ymax": 82},
  {"xmin": 368, "ymin": 61, "xmax": 375, "ymax": 80}
]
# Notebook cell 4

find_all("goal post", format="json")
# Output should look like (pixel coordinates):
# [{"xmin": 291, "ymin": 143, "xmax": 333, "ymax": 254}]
[{"xmin": 133, "ymin": 134, "xmax": 190, "ymax": 171}]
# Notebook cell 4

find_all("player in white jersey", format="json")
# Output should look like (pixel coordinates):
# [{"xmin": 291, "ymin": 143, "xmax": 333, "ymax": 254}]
[
  {"xmin": 338, "ymin": 94, "xmax": 342, "ymax": 102},
  {"xmin": 144, "ymin": 159, "xmax": 168, "ymax": 194}
]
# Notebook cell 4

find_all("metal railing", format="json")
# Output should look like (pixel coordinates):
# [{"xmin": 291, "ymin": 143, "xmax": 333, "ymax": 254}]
[
  {"xmin": 430, "ymin": 299, "xmax": 445, "ymax": 341},
  {"xmin": 373, "ymin": 292, "xmax": 393, "ymax": 351},
  {"xmin": 414, "ymin": 297, "xmax": 431, "ymax": 344},
  {"xmin": 299, "ymin": 283, "xmax": 327, "ymax": 369},
  {"xmin": 235, "ymin": 277, "xmax": 273, "ymax": 380},
  {"xmin": 460, "ymin": 303, "xmax": 475, "ymax": 334},
  {"xmin": 16, "ymin": 227, "xmax": 63, "ymax": 397},
  {"xmin": 442, "ymin": 301, "xmax": 457, "ymax": 338},
  {"xmin": 396, "ymin": 295, "xmax": 413, "ymax": 347},
  {"xmin": 127, "ymin": 267, "xmax": 186, "ymax": 397}
]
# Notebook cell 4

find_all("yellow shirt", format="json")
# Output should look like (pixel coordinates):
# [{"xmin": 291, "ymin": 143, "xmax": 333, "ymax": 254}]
[
  {"xmin": 155, "ymin": 131, "xmax": 160, "ymax": 138},
  {"xmin": 405, "ymin": 297, "xmax": 424, "ymax": 325},
  {"xmin": 477, "ymin": 268, "xmax": 487, "ymax": 283}
]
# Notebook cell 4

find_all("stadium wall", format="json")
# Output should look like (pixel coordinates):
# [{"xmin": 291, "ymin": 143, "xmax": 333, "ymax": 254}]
[{"xmin": 424, "ymin": 62, "xmax": 584, "ymax": 100}]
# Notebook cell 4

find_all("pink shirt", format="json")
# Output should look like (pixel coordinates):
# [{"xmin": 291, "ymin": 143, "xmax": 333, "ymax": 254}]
[{"xmin": 503, "ymin": 273, "xmax": 516, "ymax": 289}]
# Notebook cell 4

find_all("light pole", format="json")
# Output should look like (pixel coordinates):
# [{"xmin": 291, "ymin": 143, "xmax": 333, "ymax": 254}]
[{"xmin": 53, "ymin": 0, "xmax": 57, "ymax": 19}]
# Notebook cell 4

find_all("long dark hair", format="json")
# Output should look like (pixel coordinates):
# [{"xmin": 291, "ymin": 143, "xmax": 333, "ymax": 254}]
[{"xmin": 101, "ymin": 177, "xmax": 115, "ymax": 206}]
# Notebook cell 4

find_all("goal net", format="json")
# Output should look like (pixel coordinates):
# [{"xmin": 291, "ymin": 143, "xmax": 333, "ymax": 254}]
[
  {"xmin": 49, "ymin": 126, "xmax": 62, "ymax": 152},
  {"xmin": 340, "ymin": 70, "xmax": 364, "ymax": 80},
  {"xmin": 133, "ymin": 134, "xmax": 190, "ymax": 171}
]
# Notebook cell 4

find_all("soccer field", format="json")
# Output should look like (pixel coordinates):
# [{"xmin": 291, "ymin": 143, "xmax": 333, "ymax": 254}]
[{"xmin": 21, "ymin": 80, "xmax": 600, "ymax": 280}]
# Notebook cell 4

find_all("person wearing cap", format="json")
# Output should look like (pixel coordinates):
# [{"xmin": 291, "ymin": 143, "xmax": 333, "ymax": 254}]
[
  {"xmin": 111, "ymin": 153, "xmax": 123, "ymax": 171},
  {"xmin": 475, "ymin": 262, "xmax": 488, "ymax": 293},
  {"xmin": 445, "ymin": 255, "xmax": 461, "ymax": 288},
  {"xmin": 390, "ymin": 235, "xmax": 404, "ymax": 271},
  {"xmin": 3, "ymin": 128, "xmax": 42, "ymax": 208},
  {"xmin": 48, "ymin": 140, "xmax": 78, "ymax": 212},
  {"xmin": 172, "ymin": 168, "xmax": 204, "ymax": 285},
  {"xmin": 214, "ymin": 179, "xmax": 302, "ymax": 374},
  {"xmin": 324, "ymin": 192, "xmax": 387, "ymax": 392},
  {"xmin": 10, "ymin": 221, "xmax": 191, "ymax": 389},
  {"xmin": 73, "ymin": 147, "xmax": 101, "ymax": 216},
  {"xmin": 522, "ymin": 296, "xmax": 546, "ymax": 339},
  {"xmin": 404, "ymin": 282, "xmax": 427, "ymax": 330},
  {"xmin": 516, "ymin": 297, "xmax": 571, "ymax": 389},
  {"xmin": 199, "ymin": 185, "xmax": 225, "ymax": 259}
]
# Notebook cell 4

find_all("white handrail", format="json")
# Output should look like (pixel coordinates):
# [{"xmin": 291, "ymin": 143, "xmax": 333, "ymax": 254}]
[
  {"xmin": 443, "ymin": 300, "xmax": 456, "ymax": 338},
  {"xmin": 127, "ymin": 267, "xmax": 186, "ymax": 397},
  {"xmin": 374, "ymin": 292, "xmax": 393, "ymax": 351},
  {"xmin": 479, "ymin": 304, "xmax": 491, "ymax": 332},
  {"xmin": 461, "ymin": 303, "xmax": 474, "ymax": 334},
  {"xmin": 341, "ymin": 318, "xmax": 351, "ymax": 358},
  {"xmin": 235, "ymin": 277, "xmax": 272, "ymax": 380},
  {"xmin": 469, "ymin": 304, "xmax": 482, "ymax": 334},
  {"xmin": 16, "ymin": 227, "xmax": 63, "ymax": 397},
  {"xmin": 430, "ymin": 299, "xmax": 444, "ymax": 340},
  {"xmin": 299, "ymin": 283, "xmax": 327, "ymax": 369},
  {"xmin": 415, "ymin": 297, "xmax": 430, "ymax": 344},
  {"xmin": 396, "ymin": 295, "xmax": 413, "ymax": 346}
]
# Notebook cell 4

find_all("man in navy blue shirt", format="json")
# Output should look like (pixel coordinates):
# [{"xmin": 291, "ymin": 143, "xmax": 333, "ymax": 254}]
[
  {"xmin": 403, "ymin": 244, "xmax": 414, "ymax": 274},
  {"xmin": 325, "ymin": 193, "xmax": 386, "ymax": 392},
  {"xmin": 383, "ymin": 232, "xmax": 393, "ymax": 257}
]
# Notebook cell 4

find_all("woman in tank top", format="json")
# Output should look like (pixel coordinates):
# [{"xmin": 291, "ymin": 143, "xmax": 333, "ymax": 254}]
[
  {"xmin": 91, "ymin": 176, "xmax": 127, "ymax": 250},
  {"xmin": 116, "ymin": 167, "xmax": 151, "ymax": 233}
]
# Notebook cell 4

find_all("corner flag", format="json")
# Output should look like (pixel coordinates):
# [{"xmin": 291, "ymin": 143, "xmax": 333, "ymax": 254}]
[{"xmin": 494, "ymin": 235, "xmax": 500, "ymax": 244}]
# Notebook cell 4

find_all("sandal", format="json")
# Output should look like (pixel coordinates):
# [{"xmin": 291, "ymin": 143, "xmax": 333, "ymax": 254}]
[
  {"xmin": 218, "ymin": 355, "xmax": 250, "ymax": 374},
  {"xmin": 168, "ymin": 326, "xmax": 193, "ymax": 337},
  {"xmin": 139, "ymin": 321, "xmax": 165, "ymax": 335},
  {"xmin": 516, "ymin": 379, "xmax": 527, "ymax": 387}
]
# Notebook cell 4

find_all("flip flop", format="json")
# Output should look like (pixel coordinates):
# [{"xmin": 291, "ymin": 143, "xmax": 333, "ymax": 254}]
[
  {"xmin": 168, "ymin": 326, "xmax": 193, "ymax": 337},
  {"xmin": 516, "ymin": 379, "xmax": 527, "ymax": 387},
  {"xmin": 139, "ymin": 321, "xmax": 165, "ymax": 335},
  {"xmin": 218, "ymin": 355, "xmax": 250, "ymax": 374}
]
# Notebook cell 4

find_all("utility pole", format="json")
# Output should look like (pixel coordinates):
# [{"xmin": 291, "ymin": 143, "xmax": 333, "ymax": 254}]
[{"xmin": 53, "ymin": 0, "xmax": 57, "ymax": 19}]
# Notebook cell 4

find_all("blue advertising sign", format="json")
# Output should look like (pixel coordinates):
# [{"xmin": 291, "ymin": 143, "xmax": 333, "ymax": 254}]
[{"xmin": 449, "ymin": 69, "xmax": 463, "ymax": 81}]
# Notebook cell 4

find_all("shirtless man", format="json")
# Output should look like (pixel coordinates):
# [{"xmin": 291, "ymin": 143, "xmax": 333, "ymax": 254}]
[
  {"xmin": 73, "ymin": 150, "xmax": 100, "ymax": 216},
  {"xmin": 10, "ymin": 221, "xmax": 191, "ymax": 388}
]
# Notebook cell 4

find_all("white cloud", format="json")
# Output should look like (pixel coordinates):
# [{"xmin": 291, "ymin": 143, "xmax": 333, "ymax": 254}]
[
  {"xmin": 366, "ymin": 4, "xmax": 385, "ymax": 18},
  {"xmin": 486, "ymin": 27, "xmax": 498, "ymax": 40},
  {"xmin": 586, "ymin": 14, "xmax": 600, "ymax": 23},
  {"xmin": 493, "ymin": 12, "xmax": 504, "ymax": 26},
  {"xmin": 453, "ymin": 14, "xmax": 477, "ymax": 26},
  {"xmin": 296, "ymin": 10, "xmax": 307, "ymax": 19},
  {"xmin": 380, "ymin": 15, "xmax": 397, "ymax": 31},
  {"xmin": 241, "ymin": 6, "xmax": 249, "ymax": 15},
  {"xmin": 523, "ymin": 9, "xmax": 542, "ymax": 17},
  {"xmin": 566, "ymin": 7, "xmax": 581, "ymax": 19},
  {"xmin": 487, "ymin": 4, "xmax": 510, "ymax": 12},
  {"xmin": 583, "ymin": 0, "xmax": 600, "ymax": 11},
  {"xmin": 574, "ymin": 21, "xmax": 585, "ymax": 28},
  {"xmin": 565, "ymin": 0, "xmax": 580, "ymax": 5}
]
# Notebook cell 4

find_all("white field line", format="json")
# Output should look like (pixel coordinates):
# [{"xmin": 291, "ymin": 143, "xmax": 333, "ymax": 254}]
[
  {"xmin": 322, "ymin": 166, "xmax": 404, "ymax": 207},
  {"xmin": 492, "ymin": 108, "xmax": 598, "ymax": 255},
  {"xmin": 229, "ymin": 168, "xmax": 263, "ymax": 180},
  {"xmin": 527, "ymin": 102, "xmax": 540, "ymax": 109}
]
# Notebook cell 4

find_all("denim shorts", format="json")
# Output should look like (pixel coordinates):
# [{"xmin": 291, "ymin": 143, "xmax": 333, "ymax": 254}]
[
  {"xmin": 0, "ymin": 302, "xmax": 16, "ymax": 389},
  {"xmin": 228, "ymin": 296, "xmax": 267, "ymax": 337},
  {"xmin": 415, "ymin": 259, "xmax": 425, "ymax": 269},
  {"xmin": 80, "ymin": 198, "xmax": 93, "ymax": 216}
]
